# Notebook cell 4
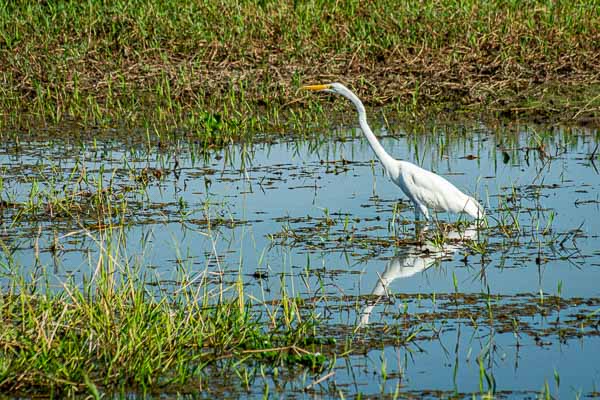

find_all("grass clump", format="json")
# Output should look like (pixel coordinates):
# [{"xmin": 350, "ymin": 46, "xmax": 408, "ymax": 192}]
[
  {"xmin": 0, "ymin": 0, "xmax": 599, "ymax": 137},
  {"xmin": 0, "ymin": 233, "xmax": 327, "ymax": 397}
]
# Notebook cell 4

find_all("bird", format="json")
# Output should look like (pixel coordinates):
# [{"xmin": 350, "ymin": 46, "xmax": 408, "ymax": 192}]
[{"xmin": 303, "ymin": 83, "xmax": 484, "ymax": 224}]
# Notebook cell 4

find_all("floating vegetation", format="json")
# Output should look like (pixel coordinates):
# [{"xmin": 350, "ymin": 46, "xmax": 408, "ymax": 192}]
[{"xmin": 0, "ymin": 123, "xmax": 599, "ymax": 397}]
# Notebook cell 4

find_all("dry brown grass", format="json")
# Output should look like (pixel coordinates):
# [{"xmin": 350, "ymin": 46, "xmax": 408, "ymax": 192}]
[{"xmin": 1, "ymin": 0, "xmax": 599, "ymax": 132}]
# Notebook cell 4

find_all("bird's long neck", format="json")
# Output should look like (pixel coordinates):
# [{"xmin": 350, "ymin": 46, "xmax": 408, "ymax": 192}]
[{"xmin": 345, "ymin": 92, "xmax": 396, "ymax": 170}]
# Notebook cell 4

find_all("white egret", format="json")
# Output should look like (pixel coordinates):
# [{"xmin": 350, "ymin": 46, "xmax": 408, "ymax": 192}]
[{"xmin": 303, "ymin": 83, "xmax": 484, "ymax": 223}]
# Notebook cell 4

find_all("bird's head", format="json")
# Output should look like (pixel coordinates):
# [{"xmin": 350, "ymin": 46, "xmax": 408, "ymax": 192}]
[
  {"xmin": 302, "ymin": 82, "xmax": 362, "ymax": 109},
  {"xmin": 302, "ymin": 82, "xmax": 348, "ymax": 95}
]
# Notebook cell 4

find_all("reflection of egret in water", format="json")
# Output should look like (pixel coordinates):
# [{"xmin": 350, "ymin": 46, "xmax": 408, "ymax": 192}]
[{"xmin": 359, "ymin": 225, "xmax": 478, "ymax": 326}]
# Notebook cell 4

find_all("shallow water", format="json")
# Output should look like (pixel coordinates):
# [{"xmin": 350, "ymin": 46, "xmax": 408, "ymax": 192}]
[{"xmin": 2, "ymin": 123, "xmax": 600, "ymax": 397}]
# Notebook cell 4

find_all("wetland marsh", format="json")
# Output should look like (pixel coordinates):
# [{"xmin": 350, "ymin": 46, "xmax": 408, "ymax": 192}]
[
  {"xmin": 1, "ymin": 0, "xmax": 600, "ymax": 397},
  {"xmin": 1, "ymin": 122, "xmax": 600, "ymax": 398}
]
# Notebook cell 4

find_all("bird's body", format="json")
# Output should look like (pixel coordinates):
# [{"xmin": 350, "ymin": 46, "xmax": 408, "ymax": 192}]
[
  {"xmin": 389, "ymin": 160, "xmax": 482, "ymax": 220},
  {"xmin": 303, "ymin": 82, "xmax": 483, "ymax": 222}
]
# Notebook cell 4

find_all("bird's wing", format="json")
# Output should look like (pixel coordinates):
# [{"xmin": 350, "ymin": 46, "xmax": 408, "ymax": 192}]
[{"xmin": 402, "ymin": 164, "xmax": 471, "ymax": 213}]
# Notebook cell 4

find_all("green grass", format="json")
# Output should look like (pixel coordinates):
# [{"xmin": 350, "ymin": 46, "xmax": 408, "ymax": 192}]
[
  {"xmin": 0, "ymin": 0, "xmax": 599, "ymax": 138},
  {"xmin": 0, "ymin": 229, "xmax": 328, "ymax": 397}
]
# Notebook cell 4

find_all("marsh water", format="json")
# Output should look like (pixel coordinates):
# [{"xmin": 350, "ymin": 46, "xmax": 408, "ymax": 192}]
[{"xmin": 2, "ymin": 122, "xmax": 600, "ymax": 398}]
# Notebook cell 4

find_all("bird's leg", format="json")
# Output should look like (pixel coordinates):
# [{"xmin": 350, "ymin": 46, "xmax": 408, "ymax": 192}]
[
  {"xmin": 414, "ymin": 206, "xmax": 421, "ymax": 230},
  {"xmin": 414, "ymin": 204, "xmax": 430, "ymax": 242}
]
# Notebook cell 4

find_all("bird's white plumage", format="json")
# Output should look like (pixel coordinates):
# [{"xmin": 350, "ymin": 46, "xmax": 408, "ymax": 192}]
[
  {"xmin": 391, "ymin": 161, "xmax": 482, "ymax": 220},
  {"xmin": 303, "ymin": 82, "xmax": 483, "ymax": 222}
]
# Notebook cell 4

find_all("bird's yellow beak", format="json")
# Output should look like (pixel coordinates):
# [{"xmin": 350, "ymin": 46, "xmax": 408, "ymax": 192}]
[{"xmin": 302, "ymin": 84, "xmax": 330, "ymax": 91}]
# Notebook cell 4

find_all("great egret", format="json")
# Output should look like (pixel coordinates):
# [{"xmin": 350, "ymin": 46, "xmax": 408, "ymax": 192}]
[{"xmin": 303, "ymin": 83, "xmax": 483, "ymax": 223}]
